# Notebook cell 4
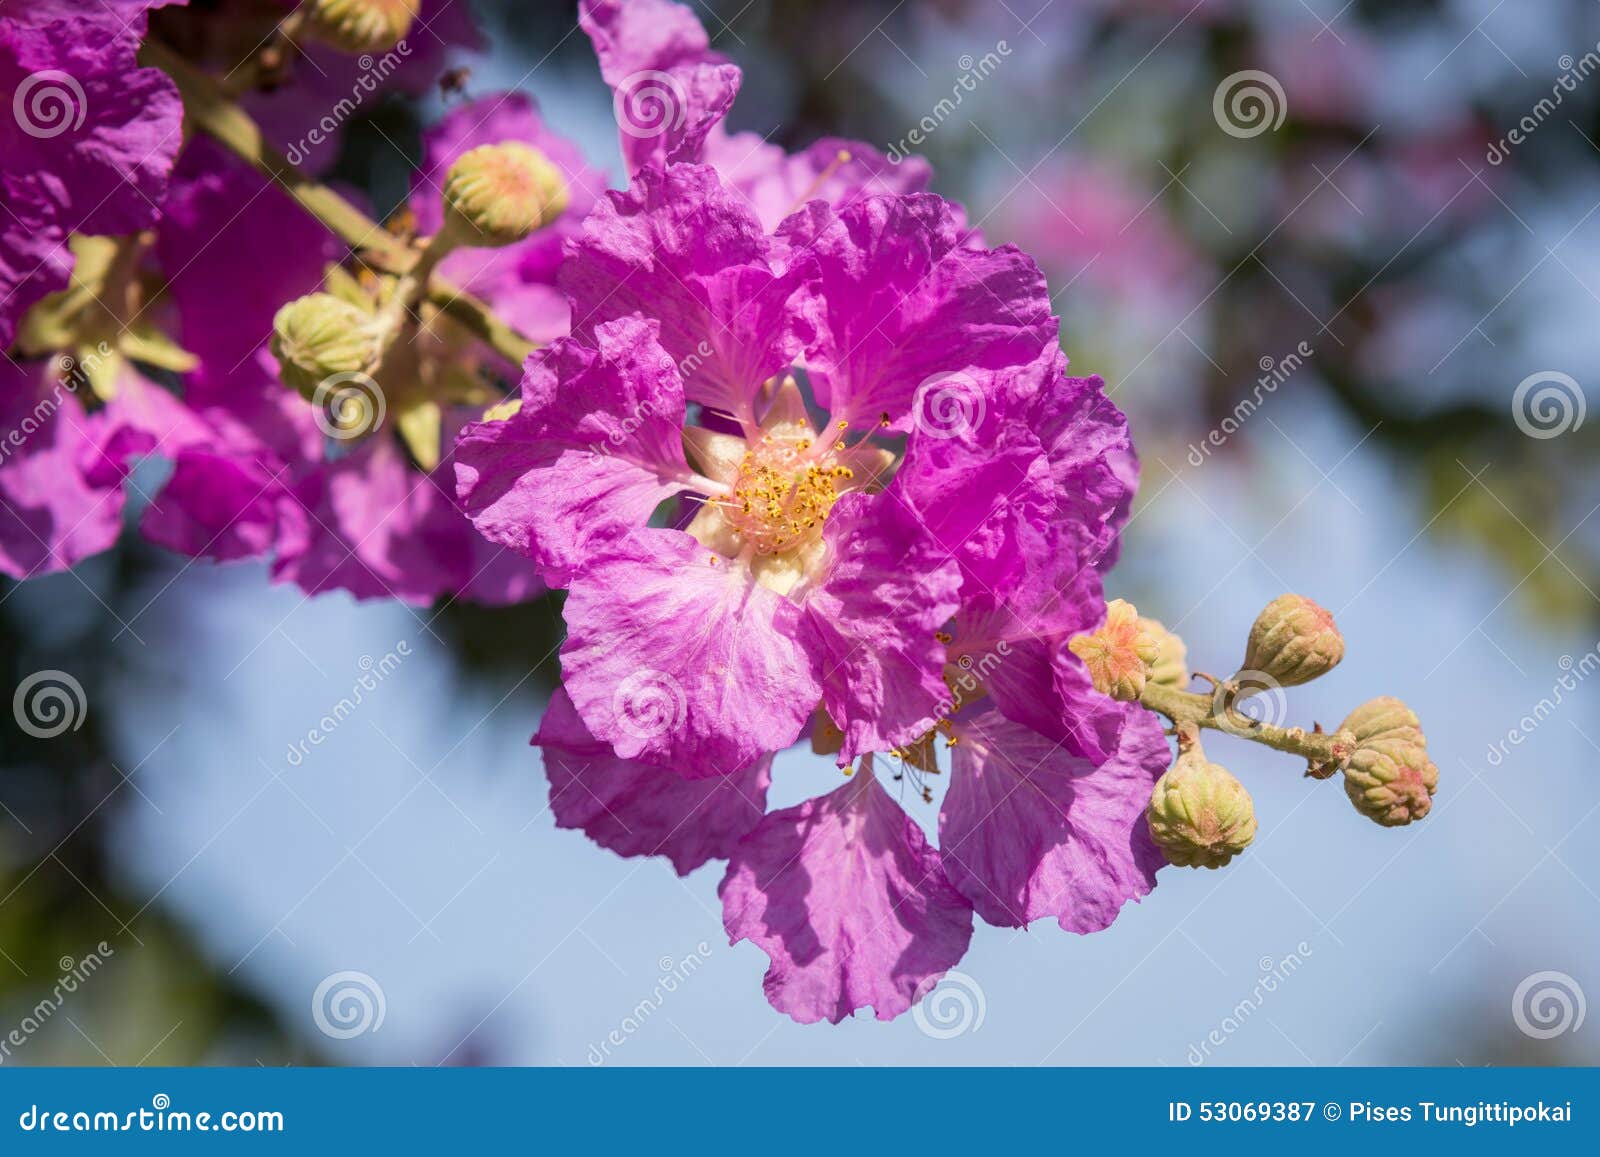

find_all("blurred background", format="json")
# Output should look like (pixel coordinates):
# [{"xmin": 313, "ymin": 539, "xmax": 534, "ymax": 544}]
[{"xmin": 3, "ymin": 0, "xmax": 1598, "ymax": 1065}]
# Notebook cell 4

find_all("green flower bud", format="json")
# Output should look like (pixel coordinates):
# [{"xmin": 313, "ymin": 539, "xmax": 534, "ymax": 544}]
[
  {"xmin": 304, "ymin": 0, "xmax": 419, "ymax": 54},
  {"xmin": 1239, "ymin": 593, "xmax": 1344, "ymax": 688},
  {"xmin": 270, "ymin": 293, "xmax": 379, "ymax": 400},
  {"xmin": 1147, "ymin": 740, "xmax": 1257, "ymax": 869},
  {"xmin": 442, "ymin": 143, "xmax": 570, "ymax": 247},
  {"xmin": 1140, "ymin": 615, "xmax": 1189, "ymax": 689},
  {"xmin": 1069, "ymin": 598, "xmax": 1161, "ymax": 702},
  {"xmin": 1339, "ymin": 697, "xmax": 1438, "ymax": 827}
]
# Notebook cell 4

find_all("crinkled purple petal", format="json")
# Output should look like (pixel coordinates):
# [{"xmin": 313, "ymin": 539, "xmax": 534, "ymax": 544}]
[
  {"xmin": 579, "ymin": 0, "xmax": 740, "ymax": 174},
  {"xmin": 560, "ymin": 527, "xmax": 821, "ymax": 775},
  {"xmin": 455, "ymin": 316, "xmax": 692, "ymax": 587},
  {"xmin": 561, "ymin": 163, "xmax": 809, "ymax": 420},
  {"xmin": 0, "ymin": 7, "xmax": 183, "ymax": 344},
  {"xmin": 0, "ymin": 364, "xmax": 123, "ymax": 578},
  {"xmin": 939, "ymin": 707, "xmax": 1170, "ymax": 932},
  {"xmin": 803, "ymin": 492, "xmax": 961, "ymax": 763},
  {"xmin": 537, "ymin": 687, "xmax": 770, "ymax": 875},
  {"xmin": 896, "ymin": 347, "xmax": 1135, "ymax": 616},
  {"xmin": 704, "ymin": 129, "xmax": 934, "ymax": 233},
  {"xmin": 778, "ymin": 193, "xmax": 1055, "ymax": 427},
  {"xmin": 720, "ymin": 766, "xmax": 974, "ymax": 1024}
]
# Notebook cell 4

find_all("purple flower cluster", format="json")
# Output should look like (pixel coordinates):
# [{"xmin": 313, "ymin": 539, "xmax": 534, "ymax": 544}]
[
  {"xmin": 452, "ymin": 0, "xmax": 1169, "ymax": 1023},
  {"xmin": 1, "ymin": 0, "xmax": 1174, "ymax": 1024}
]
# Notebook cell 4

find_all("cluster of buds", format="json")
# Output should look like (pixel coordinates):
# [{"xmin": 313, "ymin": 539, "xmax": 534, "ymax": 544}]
[
  {"xmin": 268, "ymin": 141, "xmax": 570, "ymax": 450},
  {"xmin": 1075, "ymin": 592, "xmax": 1439, "ymax": 872}
]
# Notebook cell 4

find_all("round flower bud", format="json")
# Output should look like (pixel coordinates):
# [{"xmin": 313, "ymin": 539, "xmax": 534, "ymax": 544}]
[
  {"xmin": 270, "ymin": 293, "xmax": 379, "ymax": 400},
  {"xmin": 1339, "ymin": 697, "xmax": 1437, "ymax": 827},
  {"xmin": 1239, "ymin": 593, "xmax": 1344, "ymax": 688},
  {"xmin": 1147, "ymin": 744, "xmax": 1258, "ymax": 869},
  {"xmin": 1069, "ymin": 598, "xmax": 1161, "ymax": 702},
  {"xmin": 304, "ymin": 0, "xmax": 419, "ymax": 54},
  {"xmin": 442, "ymin": 143, "xmax": 570, "ymax": 247},
  {"xmin": 1140, "ymin": 615, "xmax": 1189, "ymax": 689}
]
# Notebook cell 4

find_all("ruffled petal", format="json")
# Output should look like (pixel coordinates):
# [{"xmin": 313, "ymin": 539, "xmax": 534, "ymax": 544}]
[
  {"xmin": 537, "ymin": 688, "xmax": 770, "ymax": 875},
  {"xmin": 948, "ymin": 588, "xmax": 1126, "ymax": 763},
  {"xmin": 455, "ymin": 316, "xmax": 693, "ymax": 587},
  {"xmin": 778, "ymin": 194, "xmax": 1056, "ymax": 427},
  {"xmin": 560, "ymin": 528, "xmax": 821, "ymax": 775},
  {"xmin": 939, "ymin": 707, "xmax": 1170, "ymax": 932},
  {"xmin": 579, "ymin": 0, "xmax": 740, "ymax": 174},
  {"xmin": 703, "ymin": 130, "xmax": 934, "ymax": 233},
  {"xmin": 560, "ymin": 164, "xmax": 809, "ymax": 420},
  {"xmin": 803, "ymin": 492, "xmax": 961, "ymax": 763},
  {"xmin": 897, "ymin": 347, "xmax": 1135, "ymax": 615},
  {"xmin": 0, "ymin": 365, "xmax": 124, "ymax": 578},
  {"xmin": 720, "ymin": 765, "xmax": 974, "ymax": 1023},
  {"xmin": 0, "ymin": 8, "xmax": 183, "ymax": 344}
]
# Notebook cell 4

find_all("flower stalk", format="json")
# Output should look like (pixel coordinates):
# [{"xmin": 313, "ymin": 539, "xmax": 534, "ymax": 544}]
[{"xmin": 1137, "ymin": 679, "xmax": 1352, "ymax": 766}]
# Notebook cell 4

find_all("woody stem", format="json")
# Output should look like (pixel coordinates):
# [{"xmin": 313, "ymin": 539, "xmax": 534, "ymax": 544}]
[{"xmin": 1138, "ymin": 681, "xmax": 1346, "ymax": 764}]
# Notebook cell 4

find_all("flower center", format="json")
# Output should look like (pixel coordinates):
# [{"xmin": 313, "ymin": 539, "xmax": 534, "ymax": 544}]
[{"xmin": 722, "ymin": 432, "xmax": 852, "ymax": 556}]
